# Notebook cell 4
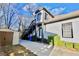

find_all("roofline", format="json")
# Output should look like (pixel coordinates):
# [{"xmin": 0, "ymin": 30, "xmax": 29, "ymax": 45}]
[
  {"xmin": 44, "ymin": 10, "xmax": 79, "ymax": 25},
  {"xmin": 35, "ymin": 7, "xmax": 54, "ymax": 18},
  {"xmin": 44, "ymin": 16, "xmax": 79, "ymax": 25},
  {"xmin": 42, "ymin": 8, "xmax": 54, "ymax": 18}
]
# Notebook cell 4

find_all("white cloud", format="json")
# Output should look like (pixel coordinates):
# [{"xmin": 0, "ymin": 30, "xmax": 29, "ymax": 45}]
[
  {"xmin": 51, "ymin": 7, "xmax": 66, "ymax": 16},
  {"xmin": 44, "ymin": 6, "xmax": 51, "ymax": 10},
  {"xmin": 22, "ymin": 3, "xmax": 40, "ymax": 13},
  {"xmin": 23, "ymin": 4, "xmax": 66, "ymax": 16},
  {"xmin": 44, "ymin": 6, "xmax": 66, "ymax": 16},
  {"xmin": 23, "ymin": 4, "xmax": 30, "ymax": 11}
]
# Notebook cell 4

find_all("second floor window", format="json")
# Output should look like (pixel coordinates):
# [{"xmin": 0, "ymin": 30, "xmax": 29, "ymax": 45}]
[
  {"xmin": 45, "ymin": 13, "xmax": 48, "ymax": 20},
  {"xmin": 36, "ymin": 12, "xmax": 41, "ymax": 21}
]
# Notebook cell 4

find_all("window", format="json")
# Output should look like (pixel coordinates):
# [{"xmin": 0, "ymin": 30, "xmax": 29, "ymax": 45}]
[
  {"xmin": 62, "ymin": 22, "xmax": 73, "ymax": 38},
  {"xmin": 45, "ymin": 13, "xmax": 48, "ymax": 20},
  {"xmin": 36, "ymin": 12, "xmax": 41, "ymax": 21}
]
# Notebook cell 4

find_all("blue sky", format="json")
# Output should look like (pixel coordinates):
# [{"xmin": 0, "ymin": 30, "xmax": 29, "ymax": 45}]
[{"xmin": 14, "ymin": 3, "xmax": 79, "ymax": 16}]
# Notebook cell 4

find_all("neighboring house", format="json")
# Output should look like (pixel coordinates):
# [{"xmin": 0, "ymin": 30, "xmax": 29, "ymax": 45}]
[
  {"xmin": 33, "ymin": 7, "xmax": 55, "ymax": 40},
  {"xmin": 34, "ymin": 7, "xmax": 79, "ymax": 43},
  {"xmin": 34, "ymin": 7, "xmax": 54, "ymax": 23}
]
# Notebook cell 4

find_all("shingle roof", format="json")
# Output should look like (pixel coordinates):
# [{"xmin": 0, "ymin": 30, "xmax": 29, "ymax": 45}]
[{"xmin": 44, "ymin": 10, "xmax": 79, "ymax": 24}]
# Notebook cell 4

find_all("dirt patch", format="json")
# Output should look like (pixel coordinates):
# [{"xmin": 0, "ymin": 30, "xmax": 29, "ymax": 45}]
[{"xmin": 0, "ymin": 44, "xmax": 37, "ymax": 56}]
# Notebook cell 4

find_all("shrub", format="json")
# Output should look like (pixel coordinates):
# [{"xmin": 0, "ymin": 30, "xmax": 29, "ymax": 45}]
[
  {"xmin": 65, "ymin": 42, "xmax": 73, "ymax": 48},
  {"xmin": 74, "ymin": 43, "xmax": 79, "ymax": 51}
]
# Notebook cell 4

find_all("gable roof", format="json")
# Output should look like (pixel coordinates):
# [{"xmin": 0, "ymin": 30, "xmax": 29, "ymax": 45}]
[
  {"xmin": 44, "ymin": 10, "xmax": 79, "ymax": 24},
  {"xmin": 34, "ymin": 7, "xmax": 54, "ymax": 18}
]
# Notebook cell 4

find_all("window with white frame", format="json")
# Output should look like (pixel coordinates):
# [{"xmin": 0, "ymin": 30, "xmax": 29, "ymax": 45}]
[{"xmin": 62, "ymin": 22, "xmax": 73, "ymax": 38}]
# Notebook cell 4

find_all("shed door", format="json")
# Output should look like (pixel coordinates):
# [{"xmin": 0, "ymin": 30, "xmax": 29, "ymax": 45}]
[
  {"xmin": 0, "ymin": 32, "xmax": 5, "ymax": 46},
  {"xmin": 5, "ymin": 32, "xmax": 13, "ymax": 46},
  {"xmin": 0, "ymin": 31, "xmax": 13, "ymax": 47}
]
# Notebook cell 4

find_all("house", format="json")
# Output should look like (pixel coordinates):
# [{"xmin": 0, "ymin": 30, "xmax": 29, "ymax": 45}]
[
  {"xmin": 33, "ymin": 7, "xmax": 55, "ymax": 42},
  {"xmin": 21, "ymin": 7, "xmax": 55, "ymax": 42},
  {"xmin": 45, "ymin": 10, "xmax": 79, "ymax": 43},
  {"xmin": 34, "ymin": 7, "xmax": 54, "ymax": 23},
  {"xmin": 34, "ymin": 7, "xmax": 79, "ymax": 43}
]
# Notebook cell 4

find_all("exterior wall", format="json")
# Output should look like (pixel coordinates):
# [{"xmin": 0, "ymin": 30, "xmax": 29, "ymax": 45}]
[
  {"xmin": 37, "ymin": 10, "xmax": 54, "ymax": 39},
  {"xmin": 40, "ymin": 10, "xmax": 45, "ymax": 22},
  {"xmin": 13, "ymin": 32, "xmax": 19, "ymax": 45},
  {"xmin": 40, "ymin": 10, "xmax": 53, "ymax": 22},
  {"xmin": 44, "ymin": 12, "xmax": 53, "ymax": 22},
  {"xmin": 46, "ymin": 17, "xmax": 79, "ymax": 43}
]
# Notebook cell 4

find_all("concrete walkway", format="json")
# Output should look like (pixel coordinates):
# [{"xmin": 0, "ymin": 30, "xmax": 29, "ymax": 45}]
[{"xmin": 20, "ymin": 40, "xmax": 53, "ymax": 56}]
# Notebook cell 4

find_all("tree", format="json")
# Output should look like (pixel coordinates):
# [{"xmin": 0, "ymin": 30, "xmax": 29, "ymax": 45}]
[
  {"xmin": 0, "ymin": 3, "xmax": 20, "ymax": 31},
  {"xmin": 18, "ymin": 15, "xmax": 34, "ymax": 32}
]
